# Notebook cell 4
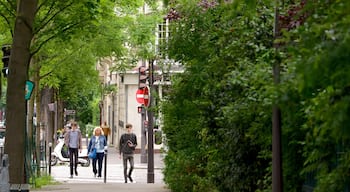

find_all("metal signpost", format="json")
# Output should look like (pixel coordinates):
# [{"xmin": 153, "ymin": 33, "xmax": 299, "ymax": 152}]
[{"xmin": 136, "ymin": 60, "xmax": 155, "ymax": 183}]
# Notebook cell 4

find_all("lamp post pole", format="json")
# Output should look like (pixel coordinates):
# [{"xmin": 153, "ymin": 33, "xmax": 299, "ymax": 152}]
[
  {"xmin": 272, "ymin": 0, "xmax": 283, "ymax": 191},
  {"xmin": 141, "ymin": 105, "xmax": 147, "ymax": 163},
  {"xmin": 147, "ymin": 59, "xmax": 155, "ymax": 183}
]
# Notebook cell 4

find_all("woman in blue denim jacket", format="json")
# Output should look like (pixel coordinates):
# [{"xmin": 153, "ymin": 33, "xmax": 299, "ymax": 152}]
[{"xmin": 88, "ymin": 127, "xmax": 107, "ymax": 178}]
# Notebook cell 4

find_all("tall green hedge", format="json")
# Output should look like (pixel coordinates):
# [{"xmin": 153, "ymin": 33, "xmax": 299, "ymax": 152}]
[{"xmin": 161, "ymin": 0, "xmax": 350, "ymax": 191}]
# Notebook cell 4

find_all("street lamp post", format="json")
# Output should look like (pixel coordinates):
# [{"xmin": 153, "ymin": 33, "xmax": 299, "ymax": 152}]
[
  {"xmin": 140, "ymin": 105, "xmax": 147, "ymax": 163},
  {"xmin": 147, "ymin": 59, "xmax": 155, "ymax": 183},
  {"xmin": 272, "ymin": 0, "xmax": 283, "ymax": 191}
]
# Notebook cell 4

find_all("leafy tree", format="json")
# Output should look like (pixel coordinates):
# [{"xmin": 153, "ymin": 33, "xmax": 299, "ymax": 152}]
[
  {"xmin": 0, "ymin": 0, "xmax": 160, "ymax": 182},
  {"xmin": 0, "ymin": 0, "xmax": 125, "ymax": 182},
  {"xmin": 3, "ymin": 0, "xmax": 37, "ymax": 184}
]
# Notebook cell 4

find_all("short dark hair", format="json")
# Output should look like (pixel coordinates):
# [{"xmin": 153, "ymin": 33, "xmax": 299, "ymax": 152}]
[{"xmin": 126, "ymin": 123, "xmax": 132, "ymax": 129}]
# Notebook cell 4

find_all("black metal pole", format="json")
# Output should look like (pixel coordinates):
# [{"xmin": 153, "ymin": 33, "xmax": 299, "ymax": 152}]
[
  {"xmin": 48, "ymin": 143, "xmax": 52, "ymax": 175},
  {"xmin": 104, "ymin": 147, "xmax": 107, "ymax": 183},
  {"xmin": 147, "ymin": 59, "xmax": 155, "ymax": 183},
  {"xmin": 141, "ymin": 105, "xmax": 147, "ymax": 163},
  {"xmin": 272, "ymin": 0, "xmax": 283, "ymax": 191}
]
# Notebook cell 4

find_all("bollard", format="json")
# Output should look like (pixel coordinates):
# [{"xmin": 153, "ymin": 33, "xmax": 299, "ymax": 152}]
[
  {"xmin": 104, "ymin": 146, "xmax": 107, "ymax": 183},
  {"xmin": 48, "ymin": 142, "xmax": 52, "ymax": 175}
]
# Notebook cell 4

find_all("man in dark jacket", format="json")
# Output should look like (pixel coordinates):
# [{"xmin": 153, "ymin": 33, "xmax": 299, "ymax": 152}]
[{"xmin": 119, "ymin": 123, "xmax": 137, "ymax": 183}]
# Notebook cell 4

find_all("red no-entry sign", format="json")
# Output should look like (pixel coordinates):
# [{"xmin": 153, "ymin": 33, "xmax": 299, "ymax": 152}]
[
  {"xmin": 136, "ymin": 86, "xmax": 150, "ymax": 107},
  {"xmin": 136, "ymin": 89, "xmax": 144, "ymax": 104}
]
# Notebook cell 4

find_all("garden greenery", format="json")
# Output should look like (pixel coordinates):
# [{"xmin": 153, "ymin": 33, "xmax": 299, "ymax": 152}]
[{"xmin": 161, "ymin": 0, "xmax": 350, "ymax": 191}]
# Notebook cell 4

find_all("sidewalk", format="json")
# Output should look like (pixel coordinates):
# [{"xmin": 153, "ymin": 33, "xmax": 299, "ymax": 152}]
[
  {"xmin": 32, "ymin": 146, "xmax": 171, "ymax": 192},
  {"xmin": 33, "ymin": 183, "xmax": 171, "ymax": 192}
]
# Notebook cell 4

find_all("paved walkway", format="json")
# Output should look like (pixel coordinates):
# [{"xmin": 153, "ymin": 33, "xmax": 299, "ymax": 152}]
[
  {"xmin": 33, "ymin": 183, "xmax": 170, "ymax": 192},
  {"xmin": 32, "ymin": 146, "xmax": 171, "ymax": 192}
]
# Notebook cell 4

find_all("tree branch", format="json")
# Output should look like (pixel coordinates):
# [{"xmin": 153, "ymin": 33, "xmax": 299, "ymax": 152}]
[
  {"xmin": 0, "ymin": 12, "xmax": 13, "ymax": 37},
  {"xmin": 39, "ymin": 45, "xmax": 84, "ymax": 80},
  {"xmin": 34, "ymin": 1, "xmax": 74, "ymax": 35},
  {"xmin": 36, "ymin": 0, "xmax": 52, "ymax": 16},
  {"xmin": 0, "ymin": 0, "xmax": 16, "ymax": 36},
  {"xmin": 39, "ymin": 70, "xmax": 53, "ymax": 80},
  {"xmin": 31, "ymin": 22, "xmax": 80, "ymax": 56},
  {"xmin": 0, "ymin": 0, "xmax": 16, "ymax": 17}
]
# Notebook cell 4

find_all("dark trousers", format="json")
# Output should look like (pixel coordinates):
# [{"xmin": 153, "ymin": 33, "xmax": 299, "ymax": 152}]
[
  {"xmin": 123, "ymin": 154, "xmax": 134, "ymax": 182},
  {"xmin": 92, "ymin": 152, "xmax": 104, "ymax": 177},
  {"xmin": 69, "ymin": 147, "xmax": 79, "ymax": 175}
]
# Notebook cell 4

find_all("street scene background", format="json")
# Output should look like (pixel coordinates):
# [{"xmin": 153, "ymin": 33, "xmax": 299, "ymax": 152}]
[{"xmin": 32, "ymin": 140, "xmax": 170, "ymax": 192}]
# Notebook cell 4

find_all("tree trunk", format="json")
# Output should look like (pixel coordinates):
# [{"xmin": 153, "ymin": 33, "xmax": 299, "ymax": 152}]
[
  {"xmin": 57, "ymin": 99, "xmax": 64, "ymax": 140},
  {"xmin": 41, "ymin": 87, "xmax": 54, "ymax": 162},
  {"xmin": 4, "ymin": 0, "xmax": 38, "ymax": 184},
  {"xmin": 34, "ymin": 59, "xmax": 41, "ymax": 176}
]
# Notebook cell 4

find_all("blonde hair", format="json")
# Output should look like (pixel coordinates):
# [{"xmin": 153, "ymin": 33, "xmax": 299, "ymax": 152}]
[{"xmin": 93, "ymin": 126, "xmax": 104, "ymax": 136}]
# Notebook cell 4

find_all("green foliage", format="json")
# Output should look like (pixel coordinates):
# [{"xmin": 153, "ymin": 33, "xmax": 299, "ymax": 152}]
[
  {"xmin": 162, "ymin": 1, "xmax": 275, "ymax": 191},
  {"xmin": 281, "ymin": 1, "xmax": 350, "ymax": 191},
  {"xmin": 163, "ymin": 0, "xmax": 350, "ymax": 191}
]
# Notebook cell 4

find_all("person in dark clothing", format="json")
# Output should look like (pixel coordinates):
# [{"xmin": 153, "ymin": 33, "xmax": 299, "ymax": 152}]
[
  {"xmin": 64, "ymin": 121, "xmax": 82, "ymax": 178},
  {"xmin": 119, "ymin": 123, "xmax": 137, "ymax": 183}
]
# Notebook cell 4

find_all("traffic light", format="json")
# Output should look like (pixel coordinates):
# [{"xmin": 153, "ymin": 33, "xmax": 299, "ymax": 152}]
[
  {"xmin": 138, "ymin": 66, "xmax": 148, "ymax": 89},
  {"xmin": 1, "ymin": 44, "xmax": 11, "ymax": 78}
]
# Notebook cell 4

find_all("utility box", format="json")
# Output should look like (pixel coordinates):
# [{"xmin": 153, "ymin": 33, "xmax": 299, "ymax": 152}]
[{"xmin": 10, "ymin": 184, "xmax": 30, "ymax": 192}]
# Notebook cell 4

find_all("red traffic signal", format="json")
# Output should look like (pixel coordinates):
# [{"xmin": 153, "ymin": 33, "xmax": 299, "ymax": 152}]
[{"xmin": 138, "ymin": 66, "xmax": 148, "ymax": 89}]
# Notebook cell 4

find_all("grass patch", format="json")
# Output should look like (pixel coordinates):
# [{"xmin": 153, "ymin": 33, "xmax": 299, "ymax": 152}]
[{"xmin": 30, "ymin": 174, "xmax": 59, "ymax": 189}]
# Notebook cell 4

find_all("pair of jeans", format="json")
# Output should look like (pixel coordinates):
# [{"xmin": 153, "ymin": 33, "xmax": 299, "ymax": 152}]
[
  {"xmin": 68, "ymin": 147, "xmax": 78, "ymax": 175},
  {"xmin": 92, "ymin": 152, "xmax": 104, "ymax": 177},
  {"xmin": 123, "ymin": 154, "xmax": 134, "ymax": 182}
]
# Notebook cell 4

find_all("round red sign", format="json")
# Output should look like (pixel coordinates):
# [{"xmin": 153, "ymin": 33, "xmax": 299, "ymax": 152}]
[
  {"xmin": 136, "ymin": 89, "xmax": 144, "ymax": 104},
  {"xmin": 136, "ymin": 87, "xmax": 150, "ymax": 107}
]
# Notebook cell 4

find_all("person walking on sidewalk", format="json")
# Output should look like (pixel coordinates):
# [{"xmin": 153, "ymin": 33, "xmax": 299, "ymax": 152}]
[
  {"xmin": 64, "ymin": 121, "xmax": 82, "ymax": 178},
  {"xmin": 101, "ymin": 121, "xmax": 110, "ymax": 142},
  {"xmin": 88, "ymin": 126, "xmax": 107, "ymax": 178},
  {"xmin": 119, "ymin": 123, "xmax": 137, "ymax": 183}
]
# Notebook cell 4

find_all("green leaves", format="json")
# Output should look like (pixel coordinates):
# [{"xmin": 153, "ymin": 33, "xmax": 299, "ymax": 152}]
[
  {"xmin": 162, "ymin": 1, "xmax": 275, "ymax": 191},
  {"xmin": 162, "ymin": 0, "xmax": 350, "ymax": 191}
]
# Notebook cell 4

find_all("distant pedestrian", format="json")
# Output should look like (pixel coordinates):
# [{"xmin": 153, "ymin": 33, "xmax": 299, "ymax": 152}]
[
  {"xmin": 64, "ymin": 121, "xmax": 82, "ymax": 178},
  {"xmin": 88, "ymin": 126, "xmax": 107, "ymax": 178},
  {"xmin": 119, "ymin": 123, "xmax": 137, "ymax": 183},
  {"xmin": 101, "ymin": 121, "xmax": 110, "ymax": 142}
]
